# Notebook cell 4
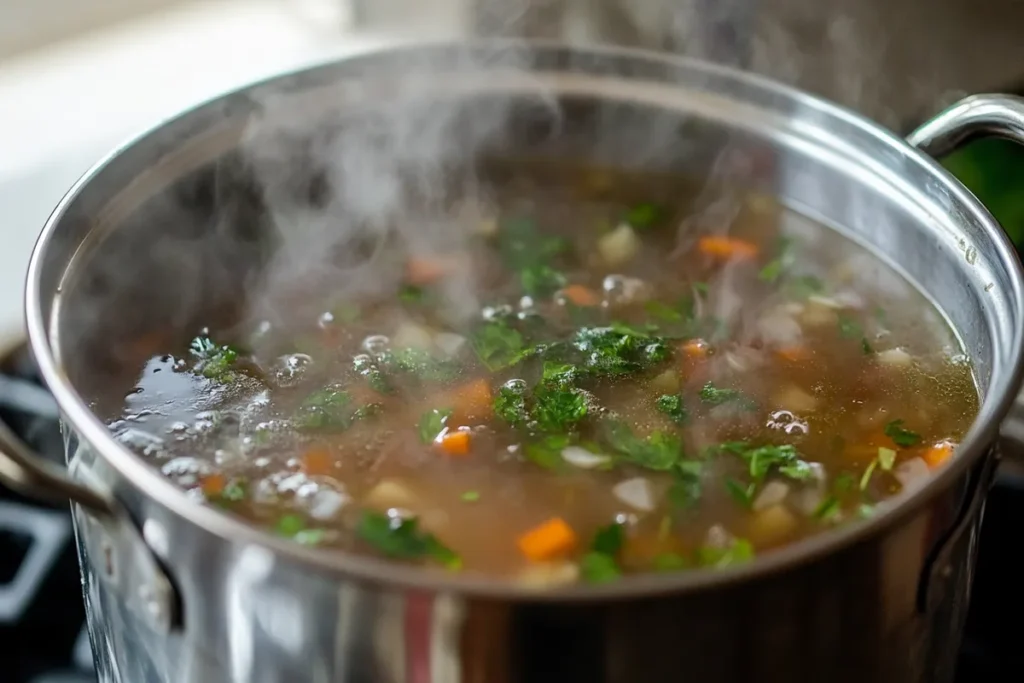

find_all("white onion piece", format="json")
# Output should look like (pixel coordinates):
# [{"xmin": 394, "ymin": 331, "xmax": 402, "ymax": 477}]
[
  {"xmin": 517, "ymin": 561, "xmax": 580, "ymax": 589},
  {"xmin": 307, "ymin": 489, "xmax": 349, "ymax": 520},
  {"xmin": 598, "ymin": 224, "xmax": 640, "ymax": 266},
  {"xmin": 365, "ymin": 479, "xmax": 418, "ymax": 509},
  {"xmin": 753, "ymin": 480, "xmax": 791, "ymax": 511},
  {"xmin": 613, "ymin": 477, "xmax": 656, "ymax": 512},
  {"xmin": 808, "ymin": 294, "xmax": 843, "ymax": 309},
  {"xmin": 757, "ymin": 308, "xmax": 803, "ymax": 346},
  {"xmin": 704, "ymin": 524, "xmax": 734, "ymax": 549},
  {"xmin": 894, "ymin": 457, "xmax": 930, "ymax": 491},
  {"xmin": 793, "ymin": 463, "xmax": 827, "ymax": 515},
  {"xmin": 392, "ymin": 321, "xmax": 434, "ymax": 351},
  {"xmin": 876, "ymin": 347, "xmax": 913, "ymax": 367},
  {"xmin": 434, "ymin": 332, "xmax": 467, "ymax": 357},
  {"xmin": 833, "ymin": 291, "xmax": 865, "ymax": 309},
  {"xmin": 561, "ymin": 446, "xmax": 611, "ymax": 469}
]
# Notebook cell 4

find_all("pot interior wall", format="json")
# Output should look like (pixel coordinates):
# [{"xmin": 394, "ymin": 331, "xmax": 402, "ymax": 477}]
[{"xmin": 40, "ymin": 47, "xmax": 1012, "ymax": 425}]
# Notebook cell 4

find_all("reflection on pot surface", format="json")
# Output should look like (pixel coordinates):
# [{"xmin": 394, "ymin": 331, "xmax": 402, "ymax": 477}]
[{"xmin": 4, "ymin": 43, "xmax": 1024, "ymax": 683}]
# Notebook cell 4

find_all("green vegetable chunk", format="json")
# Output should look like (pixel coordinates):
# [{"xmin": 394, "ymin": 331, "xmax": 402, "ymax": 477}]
[
  {"xmin": 357, "ymin": 511, "xmax": 461, "ymax": 569},
  {"xmin": 884, "ymin": 419, "xmax": 922, "ymax": 447},
  {"xmin": 656, "ymin": 394, "xmax": 688, "ymax": 424},
  {"xmin": 418, "ymin": 408, "xmax": 453, "ymax": 444},
  {"xmin": 696, "ymin": 538, "xmax": 754, "ymax": 568},
  {"xmin": 189, "ymin": 335, "xmax": 240, "ymax": 381},
  {"xmin": 602, "ymin": 421, "xmax": 685, "ymax": 471}
]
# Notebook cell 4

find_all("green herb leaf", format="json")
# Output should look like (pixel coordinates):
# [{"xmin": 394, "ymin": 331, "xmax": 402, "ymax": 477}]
[
  {"xmin": 837, "ymin": 312, "xmax": 863, "ymax": 340},
  {"xmin": 653, "ymin": 552, "xmax": 689, "ymax": 571},
  {"xmin": 833, "ymin": 472, "xmax": 856, "ymax": 493},
  {"xmin": 357, "ymin": 511, "xmax": 461, "ymax": 569},
  {"xmin": 352, "ymin": 354, "xmax": 394, "ymax": 393},
  {"xmin": 275, "ymin": 514, "xmax": 327, "ymax": 545},
  {"xmin": 655, "ymin": 394, "xmax": 688, "ymax": 424},
  {"xmin": 399, "ymin": 284, "xmax": 426, "ymax": 304},
  {"xmin": 786, "ymin": 275, "xmax": 824, "ymax": 299},
  {"xmin": 624, "ymin": 202, "xmax": 663, "ymax": 230},
  {"xmin": 220, "ymin": 479, "xmax": 247, "ymax": 502},
  {"xmin": 699, "ymin": 382, "xmax": 742, "ymax": 406},
  {"xmin": 418, "ymin": 408, "xmax": 453, "ymax": 444},
  {"xmin": 570, "ymin": 326, "xmax": 673, "ymax": 377},
  {"xmin": 717, "ymin": 442, "xmax": 814, "ymax": 483},
  {"xmin": 471, "ymin": 319, "xmax": 526, "ymax": 371},
  {"xmin": 532, "ymin": 382, "xmax": 589, "ymax": 432},
  {"xmin": 884, "ymin": 419, "xmax": 922, "ymax": 448},
  {"xmin": 541, "ymin": 362, "xmax": 580, "ymax": 385},
  {"xmin": 524, "ymin": 434, "xmax": 572, "ymax": 470},
  {"xmin": 580, "ymin": 551, "xmax": 621, "ymax": 583},
  {"xmin": 520, "ymin": 263, "xmax": 567, "ymax": 297},
  {"xmin": 189, "ymin": 335, "xmax": 240, "ymax": 381},
  {"xmin": 725, "ymin": 478, "xmax": 756, "ymax": 508},
  {"xmin": 861, "ymin": 337, "xmax": 874, "ymax": 355},
  {"xmin": 601, "ymin": 421, "xmax": 684, "ymax": 471},
  {"xmin": 644, "ymin": 300, "xmax": 683, "ymax": 322},
  {"xmin": 813, "ymin": 496, "xmax": 841, "ymax": 521},
  {"xmin": 294, "ymin": 387, "xmax": 379, "ymax": 432},
  {"xmin": 591, "ymin": 521, "xmax": 626, "ymax": 556},
  {"xmin": 494, "ymin": 382, "xmax": 530, "ymax": 427},
  {"xmin": 667, "ymin": 461, "xmax": 703, "ymax": 508},
  {"xmin": 460, "ymin": 490, "xmax": 480, "ymax": 503},
  {"xmin": 696, "ymin": 538, "xmax": 754, "ymax": 568},
  {"xmin": 859, "ymin": 459, "xmax": 878, "ymax": 491},
  {"xmin": 385, "ymin": 348, "xmax": 462, "ymax": 384}
]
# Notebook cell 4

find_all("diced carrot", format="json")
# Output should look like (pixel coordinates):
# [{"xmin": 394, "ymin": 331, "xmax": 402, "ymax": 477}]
[
  {"xmin": 922, "ymin": 440, "xmax": 956, "ymax": 469},
  {"xmin": 449, "ymin": 378, "xmax": 493, "ymax": 426},
  {"xmin": 561, "ymin": 284, "xmax": 602, "ymax": 307},
  {"xmin": 697, "ymin": 236, "xmax": 759, "ymax": 260},
  {"xmin": 680, "ymin": 339, "xmax": 710, "ymax": 358},
  {"xmin": 200, "ymin": 473, "xmax": 226, "ymax": 497},
  {"xmin": 438, "ymin": 430, "xmax": 472, "ymax": 456},
  {"xmin": 517, "ymin": 518, "xmax": 578, "ymax": 562},
  {"xmin": 406, "ymin": 256, "xmax": 456, "ymax": 286},
  {"xmin": 302, "ymin": 447, "xmax": 334, "ymax": 476},
  {"xmin": 776, "ymin": 346, "xmax": 811, "ymax": 362}
]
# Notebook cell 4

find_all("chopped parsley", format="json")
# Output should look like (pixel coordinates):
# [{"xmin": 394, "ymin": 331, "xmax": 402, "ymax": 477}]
[
  {"xmin": 725, "ymin": 478, "xmax": 756, "ymax": 508},
  {"xmin": 813, "ymin": 496, "xmax": 841, "ymax": 521},
  {"xmin": 715, "ymin": 442, "xmax": 815, "ymax": 483},
  {"xmin": 655, "ymin": 394, "xmax": 688, "ymax": 424},
  {"xmin": 493, "ymin": 382, "xmax": 529, "ymax": 427},
  {"xmin": 884, "ymin": 419, "xmax": 922, "ymax": 447},
  {"xmin": 460, "ymin": 490, "xmax": 480, "ymax": 503},
  {"xmin": 696, "ymin": 538, "xmax": 754, "ymax": 568},
  {"xmin": 471, "ymin": 319, "xmax": 527, "ymax": 371},
  {"xmin": 294, "ymin": 387, "xmax": 380, "ymax": 432},
  {"xmin": 418, "ymin": 408, "xmax": 452, "ymax": 444},
  {"xmin": 623, "ymin": 202, "xmax": 663, "ymax": 230},
  {"xmin": 601, "ymin": 421, "xmax": 685, "ymax": 471},
  {"xmin": 275, "ymin": 514, "xmax": 327, "ymax": 546},
  {"xmin": 520, "ymin": 263, "xmax": 567, "ymax": 297},
  {"xmin": 356, "ymin": 511, "xmax": 461, "ymax": 570},
  {"xmin": 653, "ymin": 552, "xmax": 689, "ymax": 571},
  {"xmin": 532, "ymin": 383, "xmax": 588, "ymax": 432},
  {"xmin": 667, "ymin": 461, "xmax": 703, "ymax": 508},
  {"xmin": 565, "ymin": 326, "xmax": 672, "ymax": 377},
  {"xmin": 758, "ymin": 236, "xmax": 794, "ymax": 283},
  {"xmin": 399, "ymin": 284, "xmax": 426, "ymax": 304},
  {"xmin": 580, "ymin": 521, "xmax": 626, "ymax": 583},
  {"xmin": 837, "ymin": 312, "xmax": 863, "ymax": 340},
  {"xmin": 189, "ymin": 335, "xmax": 240, "ymax": 381},
  {"xmin": 698, "ymin": 382, "xmax": 742, "ymax": 406},
  {"xmin": 523, "ymin": 433, "xmax": 572, "ymax": 470}
]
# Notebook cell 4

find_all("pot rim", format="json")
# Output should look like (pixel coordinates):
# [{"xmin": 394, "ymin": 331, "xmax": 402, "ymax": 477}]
[{"xmin": 26, "ymin": 39, "xmax": 1024, "ymax": 601}]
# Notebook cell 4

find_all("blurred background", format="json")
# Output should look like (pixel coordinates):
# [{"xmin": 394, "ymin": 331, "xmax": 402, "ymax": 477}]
[{"xmin": 0, "ymin": 1, "xmax": 1022, "ymax": 682}]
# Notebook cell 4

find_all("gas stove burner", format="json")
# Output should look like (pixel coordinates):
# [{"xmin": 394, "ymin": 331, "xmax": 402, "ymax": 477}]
[{"xmin": 0, "ymin": 339, "xmax": 1019, "ymax": 683}]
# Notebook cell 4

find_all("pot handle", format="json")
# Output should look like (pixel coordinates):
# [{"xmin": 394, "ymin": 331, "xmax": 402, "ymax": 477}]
[
  {"xmin": 0, "ymin": 416, "xmax": 116, "ymax": 517},
  {"xmin": 906, "ymin": 93, "xmax": 1024, "ymax": 157}
]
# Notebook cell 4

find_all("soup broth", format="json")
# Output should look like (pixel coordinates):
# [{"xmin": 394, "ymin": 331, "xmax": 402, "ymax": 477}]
[{"xmin": 109, "ymin": 163, "xmax": 979, "ymax": 587}]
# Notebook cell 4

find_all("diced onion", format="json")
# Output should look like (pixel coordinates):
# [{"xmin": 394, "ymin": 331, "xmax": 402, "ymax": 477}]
[
  {"xmin": 598, "ymin": 224, "xmax": 640, "ymax": 266},
  {"xmin": 307, "ymin": 489, "xmax": 349, "ymax": 520},
  {"xmin": 561, "ymin": 446, "xmax": 611, "ymax": 469},
  {"xmin": 435, "ymin": 332, "xmax": 467, "ymax": 357},
  {"xmin": 876, "ymin": 347, "xmax": 913, "ymax": 367},
  {"xmin": 392, "ymin": 321, "xmax": 434, "ymax": 351},
  {"xmin": 753, "ymin": 480, "xmax": 790, "ymax": 511},
  {"xmin": 808, "ymin": 295, "xmax": 844, "ymax": 310},
  {"xmin": 517, "ymin": 561, "xmax": 580, "ymax": 589},
  {"xmin": 364, "ymin": 479, "xmax": 418, "ymax": 509},
  {"xmin": 613, "ymin": 477, "xmax": 656, "ymax": 512},
  {"xmin": 894, "ymin": 457, "xmax": 930, "ymax": 491}
]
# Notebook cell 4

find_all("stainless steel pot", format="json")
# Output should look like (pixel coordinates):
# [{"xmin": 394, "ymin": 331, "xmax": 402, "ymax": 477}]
[{"xmin": 3, "ymin": 42, "xmax": 1024, "ymax": 683}]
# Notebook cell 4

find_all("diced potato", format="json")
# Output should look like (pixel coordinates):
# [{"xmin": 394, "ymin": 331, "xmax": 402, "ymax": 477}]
[
  {"xmin": 649, "ymin": 368, "xmax": 680, "ymax": 394},
  {"xmin": 773, "ymin": 385, "xmax": 818, "ymax": 413},
  {"xmin": 364, "ymin": 479, "xmax": 418, "ymax": 510},
  {"xmin": 516, "ymin": 561, "xmax": 580, "ymax": 589},
  {"xmin": 749, "ymin": 504, "xmax": 799, "ymax": 546},
  {"xmin": 598, "ymin": 224, "xmax": 640, "ymax": 266},
  {"xmin": 799, "ymin": 300, "xmax": 839, "ymax": 328},
  {"xmin": 392, "ymin": 321, "xmax": 434, "ymax": 351}
]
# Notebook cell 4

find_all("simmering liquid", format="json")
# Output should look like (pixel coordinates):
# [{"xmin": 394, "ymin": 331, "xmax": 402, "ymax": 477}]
[{"xmin": 109, "ymin": 164, "xmax": 978, "ymax": 587}]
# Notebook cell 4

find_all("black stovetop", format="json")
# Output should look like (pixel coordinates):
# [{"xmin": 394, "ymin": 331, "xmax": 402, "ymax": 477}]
[{"xmin": 0, "ymin": 343, "xmax": 1021, "ymax": 683}]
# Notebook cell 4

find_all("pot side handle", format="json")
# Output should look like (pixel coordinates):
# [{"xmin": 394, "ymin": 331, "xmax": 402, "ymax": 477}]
[
  {"xmin": 0, "ymin": 416, "xmax": 116, "ymax": 517},
  {"xmin": 906, "ymin": 93, "xmax": 1024, "ymax": 157}
]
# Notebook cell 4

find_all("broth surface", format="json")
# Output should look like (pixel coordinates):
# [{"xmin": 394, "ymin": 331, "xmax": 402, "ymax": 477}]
[{"xmin": 109, "ymin": 164, "xmax": 979, "ymax": 586}]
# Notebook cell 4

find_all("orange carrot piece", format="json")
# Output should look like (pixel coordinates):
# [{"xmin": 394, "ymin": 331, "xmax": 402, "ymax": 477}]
[
  {"xmin": 776, "ymin": 346, "xmax": 810, "ymax": 362},
  {"xmin": 517, "ymin": 518, "xmax": 578, "ymax": 562},
  {"xmin": 923, "ymin": 440, "xmax": 956, "ymax": 469},
  {"xmin": 438, "ymin": 430, "xmax": 472, "ymax": 456},
  {"xmin": 681, "ymin": 339, "xmax": 710, "ymax": 358},
  {"xmin": 697, "ymin": 236, "xmax": 759, "ymax": 260},
  {"xmin": 562, "ymin": 284, "xmax": 602, "ymax": 307},
  {"xmin": 449, "ymin": 378, "xmax": 493, "ymax": 426},
  {"xmin": 406, "ymin": 256, "xmax": 456, "ymax": 286},
  {"xmin": 200, "ymin": 473, "xmax": 226, "ymax": 497},
  {"xmin": 302, "ymin": 447, "xmax": 334, "ymax": 476}
]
